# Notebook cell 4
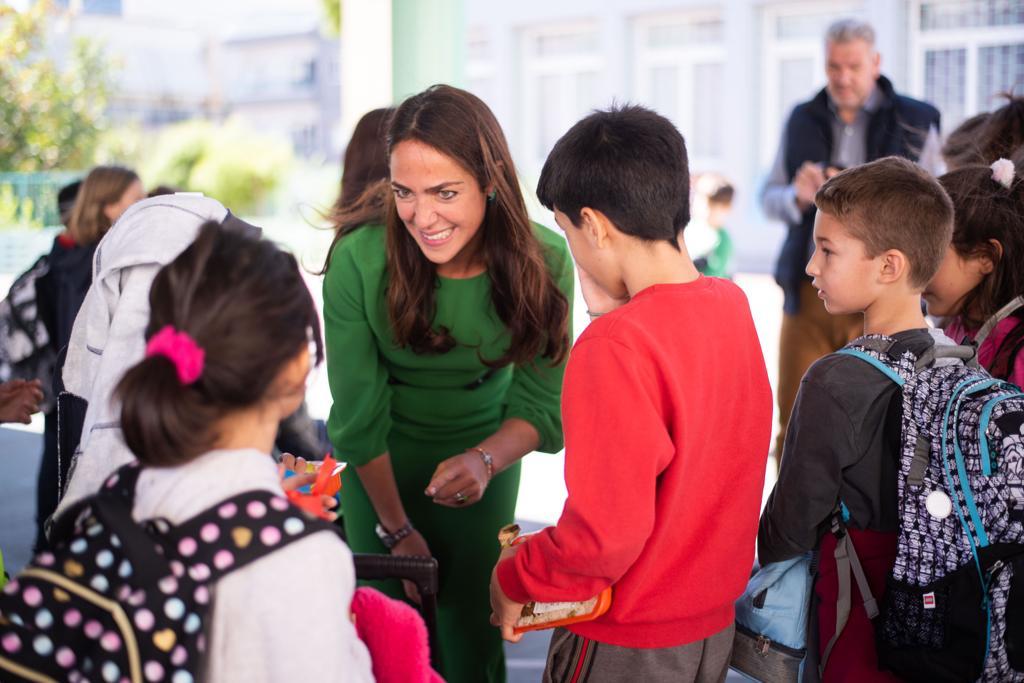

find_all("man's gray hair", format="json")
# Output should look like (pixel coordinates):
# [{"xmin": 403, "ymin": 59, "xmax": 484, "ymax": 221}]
[{"xmin": 825, "ymin": 18, "xmax": 876, "ymax": 48}]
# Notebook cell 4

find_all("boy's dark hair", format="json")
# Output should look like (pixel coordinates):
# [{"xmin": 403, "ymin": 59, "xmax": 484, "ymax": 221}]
[
  {"xmin": 57, "ymin": 180, "xmax": 81, "ymax": 226},
  {"xmin": 708, "ymin": 182, "xmax": 735, "ymax": 206},
  {"xmin": 537, "ymin": 104, "xmax": 689, "ymax": 247},
  {"xmin": 815, "ymin": 156, "xmax": 953, "ymax": 288},
  {"xmin": 939, "ymin": 162, "xmax": 1024, "ymax": 333},
  {"xmin": 117, "ymin": 222, "xmax": 323, "ymax": 466}
]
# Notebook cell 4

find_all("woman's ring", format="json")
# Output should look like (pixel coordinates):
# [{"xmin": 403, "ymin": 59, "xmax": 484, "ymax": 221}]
[{"xmin": 454, "ymin": 491, "xmax": 467, "ymax": 505}]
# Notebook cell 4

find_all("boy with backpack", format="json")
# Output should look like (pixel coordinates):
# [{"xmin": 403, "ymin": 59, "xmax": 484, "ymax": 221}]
[
  {"xmin": 489, "ymin": 105, "xmax": 772, "ymax": 681},
  {"xmin": 759, "ymin": 156, "xmax": 1024, "ymax": 682}
]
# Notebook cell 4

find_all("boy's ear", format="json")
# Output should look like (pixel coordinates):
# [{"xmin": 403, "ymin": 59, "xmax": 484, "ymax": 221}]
[
  {"xmin": 878, "ymin": 249, "xmax": 909, "ymax": 284},
  {"xmin": 578, "ymin": 207, "xmax": 612, "ymax": 247}
]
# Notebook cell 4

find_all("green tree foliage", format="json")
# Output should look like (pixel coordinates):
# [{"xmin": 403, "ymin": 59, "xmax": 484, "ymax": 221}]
[
  {"xmin": 321, "ymin": 0, "xmax": 340, "ymax": 37},
  {"xmin": 0, "ymin": 1, "xmax": 112, "ymax": 171},
  {"xmin": 144, "ymin": 119, "xmax": 293, "ymax": 215}
]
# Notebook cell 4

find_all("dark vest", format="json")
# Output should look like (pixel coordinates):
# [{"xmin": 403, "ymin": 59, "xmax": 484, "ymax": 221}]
[{"xmin": 775, "ymin": 75, "xmax": 940, "ymax": 313}]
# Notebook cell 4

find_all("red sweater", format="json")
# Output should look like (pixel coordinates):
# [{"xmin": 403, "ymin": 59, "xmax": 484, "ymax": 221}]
[{"xmin": 498, "ymin": 278, "xmax": 772, "ymax": 648}]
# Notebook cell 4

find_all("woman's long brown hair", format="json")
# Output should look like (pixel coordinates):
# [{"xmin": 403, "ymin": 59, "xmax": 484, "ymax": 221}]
[
  {"xmin": 68, "ymin": 165, "xmax": 139, "ymax": 245},
  {"xmin": 326, "ymin": 85, "xmax": 569, "ymax": 367}
]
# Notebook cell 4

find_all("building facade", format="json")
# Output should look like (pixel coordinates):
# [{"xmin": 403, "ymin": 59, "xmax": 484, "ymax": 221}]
[{"xmin": 460, "ymin": 0, "xmax": 1024, "ymax": 271}]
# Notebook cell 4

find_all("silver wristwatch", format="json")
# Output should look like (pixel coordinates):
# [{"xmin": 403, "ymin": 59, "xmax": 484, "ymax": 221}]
[{"xmin": 374, "ymin": 520, "xmax": 414, "ymax": 549}]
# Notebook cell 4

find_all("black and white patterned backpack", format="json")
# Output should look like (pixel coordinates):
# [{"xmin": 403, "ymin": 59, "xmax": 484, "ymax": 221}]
[
  {"xmin": 0, "ymin": 462, "xmax": 337, "ymax": 682},
  {"xmin": 0, "ymin": 254, "xmax": 56, "ymax": 412},
  {"xmin": 839, "ymin": 335, "xmax": 1024, "ymax": 682}
]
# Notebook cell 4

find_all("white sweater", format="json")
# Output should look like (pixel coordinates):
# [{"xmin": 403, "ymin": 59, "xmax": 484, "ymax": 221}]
[
  {"xmin": 132, "ymin": 448, "xmax": 375, "ymax": 682},
  {"xmin": 59, "ymin": 195, "xmax": 229, "ymax": 520}
]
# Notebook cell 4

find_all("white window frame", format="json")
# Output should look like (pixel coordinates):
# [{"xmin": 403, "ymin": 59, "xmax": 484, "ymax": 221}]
[
  {"xmin": 908, "ymin": 0, "xmax": 1024, "ymax": 122},
  {"xmin": 465, "ymin": 27, "xmax": 496, "ymax": 109},
  {"xmin": 632, "ymin": 9, "xmax": 726, "ymax": 171},
  {"xmin": 519, "ymin": 21, "xmax": 604, "ymax": 175},
  {"xmin": 759, "ymin": 1, "xmax": 863, "ymax": 167}
]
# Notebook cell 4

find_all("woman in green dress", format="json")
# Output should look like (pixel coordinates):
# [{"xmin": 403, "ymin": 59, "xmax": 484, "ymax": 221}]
[{"xmin": 323, "ymin": 85, "xmax": 573, "ymax": 682}]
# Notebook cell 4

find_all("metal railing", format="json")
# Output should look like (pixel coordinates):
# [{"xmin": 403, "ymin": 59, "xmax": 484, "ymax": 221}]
[{"xmin": 0, "ymin": 171, "xmax": 83, "ymax": 231}]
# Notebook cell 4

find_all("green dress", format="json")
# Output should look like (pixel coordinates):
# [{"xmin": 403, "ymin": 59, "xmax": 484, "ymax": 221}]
[{"xmin": 323, "ymin": 224, "xmax": 573, "ymax": 682}]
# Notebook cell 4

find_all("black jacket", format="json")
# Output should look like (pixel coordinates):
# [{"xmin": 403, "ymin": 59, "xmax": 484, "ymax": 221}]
[
  {"xmin": 757, "ymin": 329, "xmax": 937, "ymax": 563},
  {"xmin": 775, "ymin": 76, "xmax": 940, "ymax": 314},
  {"xmin": 35, "ymin": 235, "xmax": 96, "ymax": 390}
]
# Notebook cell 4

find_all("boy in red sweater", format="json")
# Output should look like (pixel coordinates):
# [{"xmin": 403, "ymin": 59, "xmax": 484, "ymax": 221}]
[{"xmin": 489, "ymin": 105, "xmax": 773, "ymax": 681}]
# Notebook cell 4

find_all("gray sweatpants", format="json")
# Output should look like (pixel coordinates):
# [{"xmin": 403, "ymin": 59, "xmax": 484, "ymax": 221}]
[{"xmin": 542, "ymin": 623, "xmax": 734, "ymax": 683}]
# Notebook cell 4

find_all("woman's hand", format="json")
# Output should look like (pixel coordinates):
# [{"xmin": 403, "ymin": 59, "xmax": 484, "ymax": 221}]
[
  {"xmin": 424, "ymin": 450, "xmax": 490, "ymax": 507},
  {"xmin": 577, "ymin": 267, "xmax": 629, "ymax": 317},
  {"xmin": 391, "ymin": 528, "xmax": 432, "ymax": 604}
]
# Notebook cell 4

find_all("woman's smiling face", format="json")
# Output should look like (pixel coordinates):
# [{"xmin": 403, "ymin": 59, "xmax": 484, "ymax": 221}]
[{"xmin": 390, "ymin": 139, "xmax": 489, "ymax": 278}]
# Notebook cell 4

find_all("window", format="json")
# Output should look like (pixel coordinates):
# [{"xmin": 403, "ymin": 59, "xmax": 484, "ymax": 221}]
[
  {"xmin": 910, "ymin": 0, "xmax": 1024, "ymax": 129},
  {"xmin": 633, "ymin": 11, "xmax": 726, "ymax": 170},
  {"xmin": 758, "ymin": 2, "xmax": 864, "ymax": 166},
  {"xmin": 295, "ymin": 59, "xmax": 317, "ymax": 87},
  {"xmin": 291, "ymin": 124, "xmax": 319, "ymax": 157},
  {"xmin": 520, "ymin": 23, "xmax": 604, "ymax": 174},
  {"xmin": 466, "ymin": 28, "xmax": 496, "ymax": 108}
]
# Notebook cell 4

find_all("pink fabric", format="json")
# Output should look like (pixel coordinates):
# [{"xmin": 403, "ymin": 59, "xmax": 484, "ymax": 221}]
[
  {"xmin": 946, "ymin": 316, "xmax": 1024, "ymax": 387},
  {"xmin": 144, "ymin": 325, "xmax": 205, "ymax": 385},
  {"xmin": 350, "ymin": 587, "xmax": 444, "ymax": 683}
]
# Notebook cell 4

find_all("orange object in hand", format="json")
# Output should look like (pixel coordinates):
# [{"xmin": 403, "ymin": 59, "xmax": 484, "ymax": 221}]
[
  {"xmin": 497, "ymin": 524, "xmax": 614, "ymax": 634},
  {"xmin": 286, "ymin": 456, "xmax": 345, "ymax": 520},
  {"xmin": 312, "ymin": 455, "xmax": 342, "ymax": 498}
]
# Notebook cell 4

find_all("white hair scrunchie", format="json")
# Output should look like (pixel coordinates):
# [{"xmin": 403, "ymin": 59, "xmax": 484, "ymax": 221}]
[{"xmin": 991, "ymin": 158, "xmax": 1015, "ymax": 189}]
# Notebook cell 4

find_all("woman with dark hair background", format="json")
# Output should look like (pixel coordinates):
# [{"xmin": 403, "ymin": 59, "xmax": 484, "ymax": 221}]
[
  {"xmin": 334, "ymin": 107, "xmax": 395, "ymax": 210},
  {"xmin": 323, "ymin": 86, "xmax": 573, "ymax": 682}
]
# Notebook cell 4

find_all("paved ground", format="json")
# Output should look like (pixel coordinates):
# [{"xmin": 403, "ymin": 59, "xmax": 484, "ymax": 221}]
[{"xmin": 0, "ymin": 273, "xmax": 780, "ymax": 682}]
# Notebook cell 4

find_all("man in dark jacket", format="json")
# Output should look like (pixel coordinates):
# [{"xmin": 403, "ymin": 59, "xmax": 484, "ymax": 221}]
[{"xmin": 760, "ymin": 19, "xmax": 942, "ymax": 466}]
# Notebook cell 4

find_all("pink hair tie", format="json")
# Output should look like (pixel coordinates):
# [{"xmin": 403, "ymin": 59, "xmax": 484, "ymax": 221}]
[{"xmin": 145, "ymin": 325, "xmax": 205, "ymax": 385}]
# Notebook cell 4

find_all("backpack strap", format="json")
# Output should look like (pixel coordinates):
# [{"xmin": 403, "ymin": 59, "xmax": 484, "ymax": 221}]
[
  {"xmin": 975, "ymin": 295, "xmax": 1024, "ymax": 349},
  {"xmin": 851, "ymin": 337, "xmax": 899, "ymax": 356},
  {"xmin": 978, "ymin": 390, "xmax": 1024, "ymax": 475},
  {"xmin": 47, "ymin": 463, "xmax": 145, "ymax": 543},
  {"xmin": 820, "ymin": 505, "xmax": 879, "ymax": 677},
  {"xmin": 914, "ymin": 344, "xmax": 979, "ymax": 372},
  {"xmin": 945, "ymin": 376, "xmax": 1004, "ymax": 551},
  {"xmin": 158, "ymin": 489, "xmax": 341, "ymax": 584},
  {"xmin": 836, "ymin": 349, "xmax": 905, "ymax": 386}
]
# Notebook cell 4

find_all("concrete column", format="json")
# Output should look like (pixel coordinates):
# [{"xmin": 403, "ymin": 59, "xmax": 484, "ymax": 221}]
[
  {"xmin": 340, "ymin": 0, "xmax": 393, "ymax": 144},
  {"xmin": 391, "ymin": 0, "xmax": 466, "ymax": 102}
]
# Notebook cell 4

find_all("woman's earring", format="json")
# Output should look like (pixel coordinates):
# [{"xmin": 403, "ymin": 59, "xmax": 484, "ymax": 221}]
[{"xmin": 487, "ymin": 189, "xmax": 497, "ymax": 203}]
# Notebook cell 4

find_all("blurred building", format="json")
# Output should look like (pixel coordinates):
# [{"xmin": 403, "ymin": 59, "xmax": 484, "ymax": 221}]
[
  {"xmin": 454, "ymin": 0, "xmax": 1024, "ymax": 272},
  {"xmin": 221, "ymin": 17, "xmax": 341, "ymax": 159},
  {"xmin": 50, "ymin": 0, "xmax": 341, "ymax": 160},
  {"xmin": 343, "ymin": 0, "xmax": 1024, "ymax": 272}
]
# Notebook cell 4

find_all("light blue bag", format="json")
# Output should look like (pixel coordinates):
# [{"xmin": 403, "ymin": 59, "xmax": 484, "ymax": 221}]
[{"xmin": 731, "ymin": 554, "xmax": 815, "ymax": 683}]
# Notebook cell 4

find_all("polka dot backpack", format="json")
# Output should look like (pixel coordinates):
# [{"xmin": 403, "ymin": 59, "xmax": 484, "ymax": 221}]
[{"xmin": 0, "ymin": 462, "xmax": 337, "ymax": 682}]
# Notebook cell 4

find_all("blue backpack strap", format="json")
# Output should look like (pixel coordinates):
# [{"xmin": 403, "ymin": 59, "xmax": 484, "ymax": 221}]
[
  {"xmin": 836, "ymin": 348, "xmax": 906, "ymax": 386},
  {"xmin": 978, "ymin": 390, "xmax": 1024, "ymax": 475},
  {"xmin": 947, "ymin": 378, "xmax": 1003, "ymax": 549}
]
